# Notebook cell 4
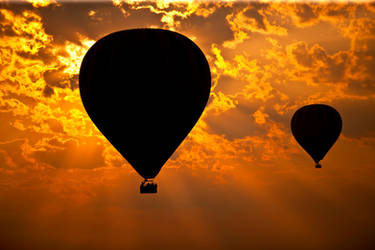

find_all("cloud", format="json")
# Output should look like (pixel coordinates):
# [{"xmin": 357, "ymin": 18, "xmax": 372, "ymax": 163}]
[
  {"xmin": 223, "ymin": 3, "xmax": 287, "ymax": 49},
  {"xmin": 177, "ymin": 3, "xmax": 234, "ymax": 50},
  {"xmin": 0, "ymin": 139, "xmax": 31, "ymax": 169},
  {"xmin": 292, "ymin": 3, "xmax": 318, "ymax": 26},
  {"xmin": 205, "ymin": 96, "xmax": 265, "ymax": 140},
  {"xmin": 43, "ymin": 67, "xmax": 70, "ymax": 89},
  {"xmin": 26, "ymin": 0, "xmax": 57, "ymax": 8},
  {"xmin": 30, "ymin": 137, "xmax": 106, "ymax": 169},
  {"xmin": 331, "ymin": 98, "xmax": 375, "ymax": 138},
  {"xmin": 0, "ymin": 3, "xmax": 374, "ymax": 250},
  {"xmin": 0, "ymin": 0, "xmax": 373, "ymax": 194},
  {"xmin": 287, "ymin": 41, "xmax": 351, "ymax": 85},
  {"xmin": 35, "ymin": 2, "xmax": 164, "ymax": 44}
]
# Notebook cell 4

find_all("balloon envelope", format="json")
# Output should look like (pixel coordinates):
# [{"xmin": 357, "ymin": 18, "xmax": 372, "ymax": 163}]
[
  {"xmin": 291, "ymin": 104, "xmax": 342, "ymax": 166},
  {"xmin": 79, "ymin": 29, "xmax": 211, "ymax": 179}
]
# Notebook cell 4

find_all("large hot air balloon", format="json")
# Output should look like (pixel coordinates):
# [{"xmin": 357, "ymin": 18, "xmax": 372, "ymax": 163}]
[
  {"xmin": 79, "ymin": 29, "xmax": 211, "ymax": 193},
  {"xmin": 291, "ymin": 104, "xmax": 342, "ymax": 168}
]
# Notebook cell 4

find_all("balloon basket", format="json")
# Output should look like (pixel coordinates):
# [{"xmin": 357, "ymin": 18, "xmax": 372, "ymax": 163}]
[
  {"xmin": 140, "ymin": 179, "xmax": 157, "ymax": 194},
  {"xmin": 315, "ymin": 163, "xmax": 322, "ymax": 168}
]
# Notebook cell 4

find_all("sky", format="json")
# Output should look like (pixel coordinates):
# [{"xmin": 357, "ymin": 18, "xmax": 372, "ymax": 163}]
[{"xmin": 0, "ymin": 0, "xmax": 375, "ymax": 249}]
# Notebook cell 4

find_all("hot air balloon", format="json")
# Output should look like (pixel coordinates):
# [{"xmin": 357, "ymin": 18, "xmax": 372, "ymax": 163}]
[
  {"xmin": 291, "ymin": 104, "xmax": 342, "ymax": 168},
  {"xmin": 79, "ymin": 29, "xmax": 211, "ymax": 193}
]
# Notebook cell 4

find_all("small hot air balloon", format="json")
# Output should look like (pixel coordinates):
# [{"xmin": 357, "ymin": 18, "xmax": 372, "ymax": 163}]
[
  {"xmin": 291, "ymin": 104, "xmax": 342, "ymax": 168},
  {"xmin": 79, "ymin": 29, "xmax": 211, "ymax": 193}
]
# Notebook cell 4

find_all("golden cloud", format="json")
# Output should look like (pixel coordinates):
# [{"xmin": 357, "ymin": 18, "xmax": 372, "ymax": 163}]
[{"xmin": 0, "ymin": 2, "xmax": 374, "ymax": 193}]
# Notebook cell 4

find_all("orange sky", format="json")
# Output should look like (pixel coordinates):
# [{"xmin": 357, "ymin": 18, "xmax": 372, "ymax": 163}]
[{"xmin": 0, "ymin": 1, "xmax": 375, "ymax": 249}]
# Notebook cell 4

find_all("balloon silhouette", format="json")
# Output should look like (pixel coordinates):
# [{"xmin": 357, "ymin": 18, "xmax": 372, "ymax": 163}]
[
  {"xmin": 79, "ymin": 29, "xmax": 211, "ymax": 193},
  {"xmin": 291, "ymin": 104, "xmax": 342, "ymax": 168}
]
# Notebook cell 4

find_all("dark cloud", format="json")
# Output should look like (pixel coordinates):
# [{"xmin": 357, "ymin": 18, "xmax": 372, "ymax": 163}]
[
  {"xmin": 214, "ymin": 75, "xmax": 248, "ymax": 95},
  {"xmin": 282, "ymin": 20, "xmax": 350, "ymax": 55},
  {"xmin": 0, "ymin": 112, "xmax": 39, "ymax": 143},
  {"xmin": 206, "ymin": 97, "xmax": 266, "ymax": 140},
  {"xmin": 69, "ymin": 74, "xmax": 79, "ymax": 89},
  {"xmin": 290, "ymin": 41, "xmax": 314, "ymax": 67},
  {"xmin": 291, "ymin": 4, "xmax": 352, "ymax": 27},
  {"xmin": 332, "ymin": 98, "xmax": 375, "ymax": 138},
  {"xmin": 43, "ymin": 85, "xmax": 54, "ymax": 97},
  {"xmin": 15, "ymin": 46, "xmax": 57, "ymax": 64},
  {"xmin": 243, "ymin": 3, "xmax": 267, "ymax": 31},
  {"xmin": 290, "ymin": 41, "xmax": 350, "ymax": 84},
  {"xmin": 324, "ymin": 4, "xmax": 352, "ymax": 19},
  {"xmin": 4, "ymin": 92, "xmax": 38, "ymax": 108},
  {"xmin": 293, "ymin": 3, "xmax": 318, "ymax": 25},
  {"xmin": 0, "ymin": 4, "xmax": 56, "ymax": 63},
  {"xmin": 38, "ymin": 2, "xmax": 163, "ymax": 44},
  {"xmin": 46, "ymin": 119, "xmax": 65, "ymax": 134},
  {"xmin": 347, "ymin": 78, "xmax": 375, "ymax": 96},
  {"xmin": 0, "ymin": 139, "xmax": 30, "ymax": 168},
  {"xmin": 348, "ymin": 38, "xmax": 375, "ymax": 95},
  {"xmin": 1, "ymin": 2, "xmax": 163, "ymax": 46},
  {"xmin": 43, "ymin": 68, "xmax": 78, "ymax": 96},
  {"xmin": 43, "ymin": 67, "xmax": 69, "ymax": 88},
  {"xmin": 178, "ymin": 4, "xmax": 234, "ymax": 51},
  {"xmin": 31, "ymin": 137, "xmax": 106, "ymax": 169},
  {"xmin": 313, "ymin": 50, "xmax": 349, "ymax": 84},
  {"xmin": 0, "ymin": 12, "xmax": 17, "ymax": 37}
]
